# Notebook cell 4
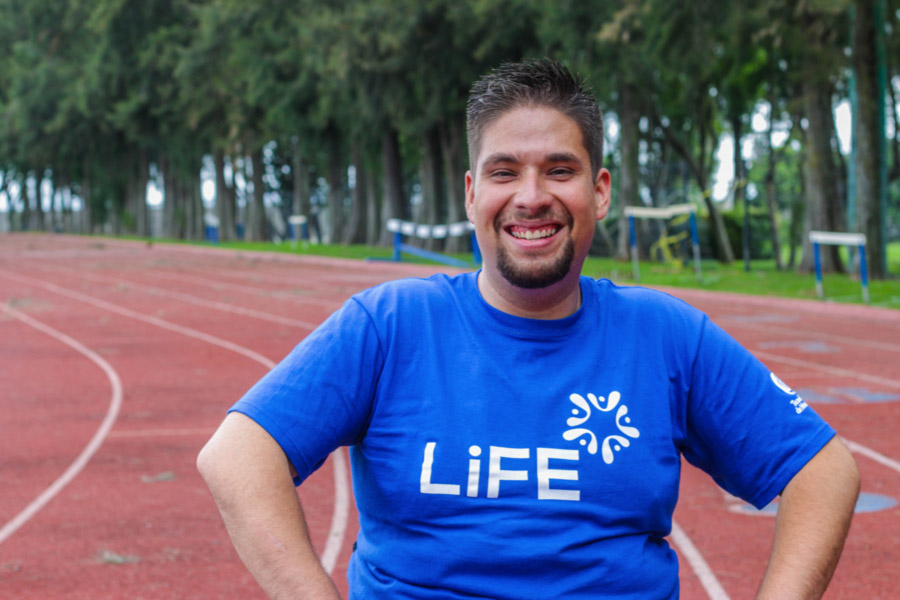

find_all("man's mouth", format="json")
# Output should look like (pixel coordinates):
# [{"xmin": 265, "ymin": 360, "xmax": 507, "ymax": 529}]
[{"xmin": 507, "ymin": 225, "xmax": 561, "ymax": 240}]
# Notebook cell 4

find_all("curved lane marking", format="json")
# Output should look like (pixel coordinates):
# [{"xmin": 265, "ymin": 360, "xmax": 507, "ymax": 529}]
[
  {"xmin": 670, "ymin": 521, "xmax": 730, "ymax": 600},
  {"xmin": 321, "ymin": 446, "xmax": 350, "ymax": 574},
  {"xmin": 37, "ymin": 264, "xmax": 320, "ymax": 330},
  {"xmin": 0, "ymin": 304, "xmax": 123, "ymax": 546},
  {"xmin": 0, "ymin": 269, "xmax": 349, "ymax": 574},
  {"xmin": 843, "ymin": 438, "xmax": 900, "ymax": 474},
  {"xmin": 0, "ymin": 269, "xmax": 276, "ymax": 370},
  {"xmin": 753, "ymin": 350, "xmax": 900, "ymax": 390},
  {"xmin": 726, "ymin": 321, "xmax": 900, "ymax": 354}
]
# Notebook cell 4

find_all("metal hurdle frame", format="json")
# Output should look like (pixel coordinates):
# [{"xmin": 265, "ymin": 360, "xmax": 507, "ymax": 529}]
[
  {"xmin": 374, "ymin": 219, "xmax": 481, "ymax": 269},
  {"xmin": 809, "ymin": 231, "xmax": 869, "ymax": 304},
  {"xmin": 624, "ymin": 204, "xmax": 702, "ymax": 284}
]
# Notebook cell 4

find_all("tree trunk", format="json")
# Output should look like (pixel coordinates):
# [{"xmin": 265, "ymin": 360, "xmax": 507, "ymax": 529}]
[
  {"xmin": 343, "ymin": 143, "xmax": 368, "ymax": 244},
  {"xmin": 290, "ymin": 139, "xmax": 312, "ymax": 240},
  {"xmin": 799, "ymin": 71, "xmax": 844, "ymax": 273},
  {"xmin": 326, "ymin": 139, "xmax": 345, "ymax": 245},
  {"xmin": 80, "ymin": 164, "xmax": 92, "ymax": 234},
  {"xmin": 365, "ymin": 163, "xmax": 381, "ymax": 245},
  {"xmin": 191, "ymin": 169, "xmax": 205, "ymax": 241},
  {"xmin": 247, "ymin": 147, "xmax": 267, "ymax": 242},
  {"xmin": 853, "ymin": 0, "xmax": 886, "ymax": 278},
  {"xmin": 440, "ymin": 119, "xmax": 468, "ymax": 254},
  {"xmin": 62, "ymin": 186, "xmax": 74, "ymax": 233},
  {"xmin": 133, "ymin": 152, "xmax": 149, "ymax": 237},
  {"xmin": 162, "ymin": 156, "xmax": 177, "ymax": 238},
  {"xmin": 888, "ymin": 63, "xmax": 899, "ymax": 183},
  {"xmin": 421, "ymin": 127, "xmax": 445, "ymax": 252},
  {"xmin": 731, "ymin": 114, "xmax": 751, "ymax": 271},
  {"xmin": 175, "ymin": 172, "xmax": 188, "ymax": 239},
  {"xmin": 226, "ymin": 155, "xmax": 239, "ymax": 239},
  {"xmin": 44, "ymin": 174, "xmax": 58, "ymax": 233},
  {"xmin": 381, "ymin": 128, "xmax": 407, "ymax": 245},
  {"xmin": 214, "ymin": 151, "xmax": 233, "ymax": 241},
  {"xmin": 764, "ymin": 101, "xmax": 784, "ymax": 270},
  {"xmin": 19, "ymin": 177, "xmax": 30, "ymax": 231},
  {"xmin": 29, "ymin": 174, "xmax": 45, "ymax": 231},
  {"xmin": 615, "ymin": 81, "xmax": 641, "ymax": 261}
]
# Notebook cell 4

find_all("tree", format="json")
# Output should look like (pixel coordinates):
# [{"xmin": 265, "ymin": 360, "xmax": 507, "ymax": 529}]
[{"xmin": 853, "ymin": 0, "xmax": 888, "ymax": 278}]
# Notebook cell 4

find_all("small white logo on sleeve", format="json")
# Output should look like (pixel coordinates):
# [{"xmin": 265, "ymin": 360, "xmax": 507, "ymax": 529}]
[{"xmin": 770, "ymin": 372, "xmax": 808, "ymax": 414}]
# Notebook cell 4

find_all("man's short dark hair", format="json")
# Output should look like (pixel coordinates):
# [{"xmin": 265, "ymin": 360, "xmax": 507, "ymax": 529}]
[{"xmin": 466, "ymin": 58, "xmax": 604, "ymax": 177}]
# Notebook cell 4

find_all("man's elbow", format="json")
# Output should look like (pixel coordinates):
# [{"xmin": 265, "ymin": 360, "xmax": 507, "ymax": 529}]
[
  {"xmin": 196, "ymin": 436, "xmax": 226, "ymax": 490},
  {"xmin": 790, "ymin": 437, "xmax": 860, "ymax": 508},
  {"xmin": 829, "ymin": 438, "xmax": 861, "ymax": 501}
]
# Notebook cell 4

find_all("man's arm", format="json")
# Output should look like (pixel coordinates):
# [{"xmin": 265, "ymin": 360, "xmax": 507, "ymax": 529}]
[
  {"xmin": 197, "ymin": 412, "xmax": 342, "ymax": 600},
  {"xmin": 756, "ymin": 437, "xmax": 860, "ymax": 599}
]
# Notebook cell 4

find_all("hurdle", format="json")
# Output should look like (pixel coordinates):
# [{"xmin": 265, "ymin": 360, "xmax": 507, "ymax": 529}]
[
  {"xmin": 809, "ymin": 231, "xmax": 869, "ymax": 304},
  {"xmin": 204, "ymin": 213, "xmax": 220, "ymax": 244},
  {"xmin": 624, "ymin": 204, "xmax": 702, "ymax": 283},
  {"xmin": 373, "ymin": 219, "xmax": 480, "ymax": 268}
]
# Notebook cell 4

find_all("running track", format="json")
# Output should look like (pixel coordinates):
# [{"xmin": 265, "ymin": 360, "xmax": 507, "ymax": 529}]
[{"xmin": 1, "ymin": 234, "xmax": 898, "ymax": 599}]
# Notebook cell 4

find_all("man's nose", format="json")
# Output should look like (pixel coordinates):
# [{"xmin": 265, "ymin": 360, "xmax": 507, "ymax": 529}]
[{"xmin": 514, "ymin": 171, "xmax": 552, "ymax": 213}]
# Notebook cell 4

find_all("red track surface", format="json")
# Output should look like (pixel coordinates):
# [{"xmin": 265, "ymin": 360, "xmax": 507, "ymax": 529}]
[{"xmin": 1, "ymin": 234, "xmax": 898, "ymax": 599}]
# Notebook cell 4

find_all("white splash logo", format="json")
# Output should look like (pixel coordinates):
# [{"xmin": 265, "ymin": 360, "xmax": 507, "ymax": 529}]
[{"xmin": 563, "ymin": 392, "xmax": 640, "ymax": 464}]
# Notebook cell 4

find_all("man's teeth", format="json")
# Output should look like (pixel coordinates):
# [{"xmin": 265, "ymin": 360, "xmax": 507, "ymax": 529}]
[{"xmin": 512, "ymin": 228, "xmax": 557, "ymax": 240}]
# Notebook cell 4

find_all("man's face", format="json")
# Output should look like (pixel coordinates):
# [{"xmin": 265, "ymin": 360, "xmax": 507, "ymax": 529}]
[{"xmin": 465, "ymin": 105, "xmax": 610, "ymax": 292}]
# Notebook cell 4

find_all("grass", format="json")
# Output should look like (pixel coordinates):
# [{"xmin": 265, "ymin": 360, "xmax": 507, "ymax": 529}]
[
  {"xmin": 113, "ymin": 234, "xmax": 900, "ymax": 310},
  {"xmin": 582, "ymin": 256, "xmax": 900, "ymax": 309}
]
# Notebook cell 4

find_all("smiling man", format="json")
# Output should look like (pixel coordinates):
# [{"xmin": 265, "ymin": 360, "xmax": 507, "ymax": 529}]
[
  {"xmin": 198, "ymin": 59, "xmax": 859, "ymax": 599},
  {"xmin": 466, "ymin": 103, "xmax": 608, "ymax": 316}
]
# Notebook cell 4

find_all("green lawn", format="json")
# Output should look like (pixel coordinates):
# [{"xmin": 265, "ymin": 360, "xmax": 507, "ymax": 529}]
[
  {"xmin": 582, "ymin": 256, "xmax": 900, "ymax": 309},
  {"xmin": 135, "ymin": 236, "xmax": 900, "ymax": 310}
]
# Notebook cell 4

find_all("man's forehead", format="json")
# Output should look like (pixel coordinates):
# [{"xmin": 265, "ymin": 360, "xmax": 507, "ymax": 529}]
[{"xmin": 474, "ymin": 106, "xmax": 587, "ymax": 168}]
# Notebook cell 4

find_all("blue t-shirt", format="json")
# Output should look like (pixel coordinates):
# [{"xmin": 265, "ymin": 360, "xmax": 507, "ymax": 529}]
[{"xmin": 231, "ymin": 273, "xmax": 834, "ymax": 599}]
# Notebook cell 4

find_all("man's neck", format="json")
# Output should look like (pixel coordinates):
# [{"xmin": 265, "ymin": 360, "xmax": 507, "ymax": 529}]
[{"xmin": 476, "ymin": 270, "xmax": 583, "ymax": 320}]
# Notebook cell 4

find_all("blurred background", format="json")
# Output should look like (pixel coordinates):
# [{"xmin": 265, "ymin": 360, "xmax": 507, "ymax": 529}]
[{"xmin": 0, "ymin": 0, "xmax": 897, "ymax": 281}]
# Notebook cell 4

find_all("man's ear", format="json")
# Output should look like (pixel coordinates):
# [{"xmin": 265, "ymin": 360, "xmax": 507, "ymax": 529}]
[
  {"xmin": 594, "ymin": 168, "xmax": 611, "ymax": 221},
  {"xmin": 465, "ymin": 171, "xmax": 475, "ymax": 222}
]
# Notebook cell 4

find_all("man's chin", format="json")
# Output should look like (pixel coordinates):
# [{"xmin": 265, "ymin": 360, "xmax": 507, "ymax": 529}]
[{"xmin": 496, "ymin": 240, "xmax": 576, "ymax": 289}]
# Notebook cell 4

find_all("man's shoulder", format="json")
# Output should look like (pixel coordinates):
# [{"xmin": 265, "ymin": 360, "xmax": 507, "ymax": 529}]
[
  {"xmin": 585, "ymin": 277, "xmax": 708, "ymax": 328},
  {"xmin": 587, "ymin": 277, "xmax": 698, "ymax": 310},
  {"xmin": 352, "ymin": 271, "xmax": 474, "ymax": 311}
]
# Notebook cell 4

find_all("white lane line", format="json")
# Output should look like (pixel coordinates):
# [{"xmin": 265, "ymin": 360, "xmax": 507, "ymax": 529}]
[
  {"xmin": 139, "ymin": 271, "xmax": 342, "ymax": 310},
  {"xmin": 37, "ymin": 264, "xmax": 320, "ymax": 330},
  {"xmin": 670, "ymin": 521, "xmax": 731, "ymax": 600},
  {"xmin": 0, "ymin": 268, "xmax": 277, "ymax": 369},
  {"xmin": 726, "ymin": 321, "xmax": 900, "ymax": 354},
  {"xmin": 843, "ymin": 438, "xmax": 900, "ymax": 474},
  {"xmin": 0, "ymin": 304, "xmax": 123, "ymax": 546},
  {"xmin": 753, "ymin": 350, "xmax": 900, "ymax": 390},
  {"xmin": 0, "ymin": 268, "xmax": 349, "ymax": 574},
  {"xmin": 321, "ymin": 447, "xmax": 351, "ymax": 574}
]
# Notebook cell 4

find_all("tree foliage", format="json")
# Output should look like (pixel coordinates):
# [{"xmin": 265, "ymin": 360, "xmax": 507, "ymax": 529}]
[{"xmin": 0, "ymin": 0, "xmax": 895, "ymax": 276}]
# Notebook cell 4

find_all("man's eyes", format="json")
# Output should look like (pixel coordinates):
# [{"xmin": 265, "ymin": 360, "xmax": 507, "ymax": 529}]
[{"xmin": 488, "ymin": 167, "xmax": 575, "ymax": 179}]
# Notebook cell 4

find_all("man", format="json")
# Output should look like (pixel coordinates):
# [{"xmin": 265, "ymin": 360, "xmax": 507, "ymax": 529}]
[{"xmin": 198, "ymin": 59, "xmax": 859, "ymax": 599}]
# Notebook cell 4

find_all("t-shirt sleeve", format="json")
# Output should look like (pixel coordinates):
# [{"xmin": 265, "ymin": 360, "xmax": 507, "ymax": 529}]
[
  {"xmin": 229, "ymin": 297, "xmax": 384, "ymax": 484},
  {"xmin": 681, "ymin": 316, "xmax": 835, "ymax": 509}
]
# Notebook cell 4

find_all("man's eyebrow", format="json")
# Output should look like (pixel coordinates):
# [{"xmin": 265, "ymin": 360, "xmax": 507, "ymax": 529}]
[
  {"xmin": 480, "ymin": 152, "xmax": 584, "ymax": 167},
  {"xmin": 480, "ymin": 153, "xmax": 518, "ymax": 167},
  {"xmin": 546, "ymin": 152, "xmax": 583, "ymax": 165}
]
